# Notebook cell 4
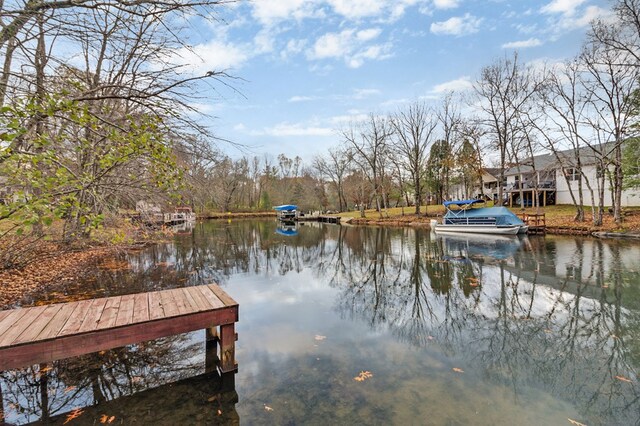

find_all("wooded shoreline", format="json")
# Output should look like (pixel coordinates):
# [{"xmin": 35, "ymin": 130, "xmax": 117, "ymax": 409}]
[{"xmin": 1, "ymin": 209, "xmax": 638, "ymax": 309}]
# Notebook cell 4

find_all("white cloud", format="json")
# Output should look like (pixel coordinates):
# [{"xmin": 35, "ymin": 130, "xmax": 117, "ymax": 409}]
[
  {"xmin": 501, "ymin": 38, "xmax": 543, "ymax": 49},
  {"xmin": 171, "ymin": 40, "xmax": 249, "ymax": 74},
  {"xmin": 558, "ymin": 5, "xmax": 610, "ymax": 29},
  {"xmin": 308, "ymin": 28, "xmax": 391, "ymax": 68},
  {"xmin": 430, "ymin": 13, "xmax": 482, "ymax": 36},
  {"xmin": 432, "ymin": 76, "xmax": 473, "ymax": 93},
  {"xmin": 288, "ymin": 95, "xmax": 317, "ymax": 102},
  {"xmin": 311, "ymin": 30, "xmax": 354, "ymax": 59},
  {"xmin": 347, "ymin": 43, "xmax": 393, "ymax": 68},
  {"xmin": 281, "ymin": 39, "xmax": 308, "ymax": 60},
  {"xmin": 260, "ymin": 123, "xmax": 334, "ymax": 137},
  {"xmin": 353, "ymin": 88, "xmax": 381, "ymax": 98},
  {"xmin": 327, "ymin": 0, "xmax": 384, "ymax": 19},
  {"xmin": 357, "ymin": 28, "xmax": 383, "ymax": 42},
  {"xmin": 251, "ymin": 0, "xmax": 321, "ymax": 26},
  {"xmin": 514, "ymin": 23, "xmax": 538, "ymax": 34},
  {"xmin": 541, "ymin": 0, "xmax": 586, "ymax": 16},
  {"xmin": 254, "ymin": 28, "xmax": 276, "ymax": 54},
  {"xmin": 329, "ymin": 113, "xmax": 370, "ymax": 125},
  {"xmin": 433, "ymin": 0, "xmax": 459, "ymax": 9}
]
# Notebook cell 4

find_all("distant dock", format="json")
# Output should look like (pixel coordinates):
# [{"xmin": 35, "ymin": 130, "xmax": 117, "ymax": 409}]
[
  {"xmin": 295, "ymin": 215, "xmax": 341, "ymax": 224},
  {"xmin": 518, "ymin": 213, "xmax": 546, "ymax": 235},
  {"xmin": 125, "ymin": 209, "xmax": 196, "ymax": 227}
]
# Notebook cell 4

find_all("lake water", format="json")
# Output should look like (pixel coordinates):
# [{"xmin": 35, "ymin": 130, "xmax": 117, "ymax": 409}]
[{"xmin": 1, "ymin": 220, "xmax": 639, "ymax": 425}]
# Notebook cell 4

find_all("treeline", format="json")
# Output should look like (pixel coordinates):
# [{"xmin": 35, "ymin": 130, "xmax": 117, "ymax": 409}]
[
  {"xmin": 201, "ymin": 0, "xmax": 640, "ymax": 224},
  {"xmin": 311, "ymin": 0, "xmax": 640, "ymax": 225},
  {"xmin": 1, "ymin": 0, "xmax": 639, "ymax": 259}
]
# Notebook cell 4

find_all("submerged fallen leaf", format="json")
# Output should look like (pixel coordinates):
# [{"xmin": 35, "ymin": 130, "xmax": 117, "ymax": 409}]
[
  {"xmin": 354, "ymin": 371, "xmax": 373, "ymax": 382},
  {"xmin": 217, "ymin": 409, "xmax": 223, "ymax": 416},
  {"xmin": 208, "ymin": 395, "xmax": 219, "ymax": 402},
  {"xmin": 264, "ymin": 405, "xmax": 274, "ymax": 412},
  {"xmin": 99, "ymin": 415, "xmax": 115, "ymax": 424},
  {"xmin": 314, "ymin": 335, "xmax": 327, "ymax": 341},
  {"xmin": 615, "ymin": 375, "xmax": 633, "ymax": 383},
  {"xmin": 63, "ymin": 408, "xmax": 84, "ymax": 424},
  {"xmin": 568, "ymin": 418, "xmax": 587, "ymax": 426},
  {"xmin": 452, "ymin": 368, "xmax": 464, "ymax": 373}
]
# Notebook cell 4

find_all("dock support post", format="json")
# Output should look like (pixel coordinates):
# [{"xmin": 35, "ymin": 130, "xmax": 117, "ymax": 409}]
[
  {"xmin": 1, "ymin": 379, "xmax": 5, "ymax": 426},
  {"xmin": 205, "ymin": 327, "xmax": 219, "ymax": 373},
  {"xmin": 219, "ymin": 323, "xmax": 236, "ymax": 373}
]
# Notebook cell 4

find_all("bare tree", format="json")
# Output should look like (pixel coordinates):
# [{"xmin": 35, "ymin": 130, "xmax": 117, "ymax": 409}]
[
  {"xmin": 473, "ymin": 52, "xmax": 542, "ymax": 206},
  {"xmin": 584, "ymin": 13, "xmax": 640, "ymax": 224},
  {"xmin": 536, "ymin": 60, "xmax": 598, "ymax": 222},
  {"xmin": 313, "ymin": 147, "xmax": 351, "ymax": 212},
  {"xmin": 436, "ymin": 93, "xmax": 463, "ymax": 199},
  {"xmin": 390, "ymin": 101, "xmax": 437, "ymax": 214},
  {"xmin": 589, "ymin": 0, "xmax": 640, "ymax": 66},
  {"xmin": 342, "ymin": 114, "xmax": 394, "ymax": 218}
]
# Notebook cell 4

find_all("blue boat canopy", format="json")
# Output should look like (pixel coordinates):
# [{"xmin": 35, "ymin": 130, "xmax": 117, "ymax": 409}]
[
  {"xmin": 443, "ymin": 199, "xmax": 484, "ymax": 207},
  {"xmin": 276, "ymin": 228, "xmax": 298, "ymax": 236},
  {"xmin": 273, "ymin": 204, "xmax": 298, "ymax": 211}
]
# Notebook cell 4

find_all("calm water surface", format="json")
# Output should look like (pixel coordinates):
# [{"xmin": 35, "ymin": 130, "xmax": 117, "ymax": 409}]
[{"xmin": 1, "ymin": 220, "xmax": 640, "ymax": 425}]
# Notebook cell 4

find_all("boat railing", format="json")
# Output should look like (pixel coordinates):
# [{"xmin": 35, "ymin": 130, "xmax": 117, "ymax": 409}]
[{"xmin": 444, "ymin": 217, "xmax": 497, "ymax": 226}]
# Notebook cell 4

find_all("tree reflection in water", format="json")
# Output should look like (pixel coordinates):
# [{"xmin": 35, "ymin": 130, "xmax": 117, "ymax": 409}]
[
  {"xmin": 0, "ymin": 333, "xmax": 239, "ymax": 424},
  {"xmin": 327, "ymin": 229, "xmax": 640, "ymax": 424},
  {"xmin": 1, "ymin": 220, "xmax": 639, "ymax": 424}
]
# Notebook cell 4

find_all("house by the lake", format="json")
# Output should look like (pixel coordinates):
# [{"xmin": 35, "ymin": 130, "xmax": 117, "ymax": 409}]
[{"xmin": 475, "ymin": 144, "xmax": 640, "ymax": 207}]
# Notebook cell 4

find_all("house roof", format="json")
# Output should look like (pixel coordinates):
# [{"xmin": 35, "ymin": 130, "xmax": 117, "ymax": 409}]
[
  {"xmin": 503, "ymin": 142, "xmax": 617, "ymax": 176},
  {"xmin": 482, "ymin": 168, "xmax": 501, "ymax": 178}
]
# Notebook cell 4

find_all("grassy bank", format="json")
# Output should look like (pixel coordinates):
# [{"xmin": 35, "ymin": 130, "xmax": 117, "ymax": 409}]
[{"xmin": 333, "ymin": 204, "xmax": 640, "ymax": 234}]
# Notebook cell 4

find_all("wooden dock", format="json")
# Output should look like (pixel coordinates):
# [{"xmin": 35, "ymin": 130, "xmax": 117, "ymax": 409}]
[
  {"xmin": 519, "ymin": 213, "xmax": 546, "ymax": 235},
  {"xmin": 0, "ymin": 284, "xmax": 238, "ymax": 373},
  {"xmin": 296, "ymin": 215, "xmax": 341, "ymax": 224}
]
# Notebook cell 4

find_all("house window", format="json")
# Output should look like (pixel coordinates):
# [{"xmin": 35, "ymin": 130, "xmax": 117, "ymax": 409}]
[{"xmin": 564, "ymin": 167, "xmax": 581, "ymax": 182}]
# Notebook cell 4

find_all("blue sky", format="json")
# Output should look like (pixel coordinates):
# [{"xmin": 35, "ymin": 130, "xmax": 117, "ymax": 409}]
[{"xmin": 177, "ymin": 0, "xmax": 611, "ymax": 161}]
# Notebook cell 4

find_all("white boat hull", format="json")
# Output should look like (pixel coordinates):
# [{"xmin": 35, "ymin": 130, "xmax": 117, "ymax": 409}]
[{"xmin": 433, "ymin": 224, "xmax": 521, "ymax": 235}]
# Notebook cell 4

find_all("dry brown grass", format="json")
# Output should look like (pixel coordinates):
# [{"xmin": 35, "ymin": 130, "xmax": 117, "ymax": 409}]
[{"xmin": 342, "ymin": 205, "xmax": 640, "ymax": 233}]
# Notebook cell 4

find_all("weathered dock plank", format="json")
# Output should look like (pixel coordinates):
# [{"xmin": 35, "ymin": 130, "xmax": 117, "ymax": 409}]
[
  {"xmin": 0, "ymin": 306, "xmax": 48, "ymax": 347},
  {"xmin": 115, "ymin": 294, "xmax": 136, "ymax": 327},
  {"xmin": 132, "ymin": 292, "xmax": 150, "ymax": 323},
  {"xmin": 0, "ymin": 284, "xmax": 239, "ymax": 372},
  {"xmin": 37, "ymin": 303, "xmax": 78, "ymax": 341},
  {"xmin": 78, "ymin": 298, "xmax": 109, "ymax": 334},
  {"xmin": 13, "ymin": 304, "xmax": 63, "ymax": 345},
  {"xmin": 59, "ymin": 299, "xmax": 93, "ymax": 336}
]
